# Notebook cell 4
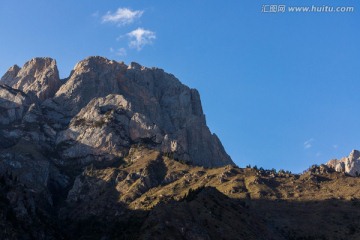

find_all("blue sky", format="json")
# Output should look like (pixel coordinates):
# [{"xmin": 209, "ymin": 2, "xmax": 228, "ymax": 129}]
[{"xmin": 1, "ymin": 0, "xmax": 359, "ymax": 173}]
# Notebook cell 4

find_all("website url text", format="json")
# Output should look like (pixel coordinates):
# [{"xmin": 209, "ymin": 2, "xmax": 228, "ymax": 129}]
[{"xmin": 261, "ymin": 5, "xmax": 355, "ymax": 13}]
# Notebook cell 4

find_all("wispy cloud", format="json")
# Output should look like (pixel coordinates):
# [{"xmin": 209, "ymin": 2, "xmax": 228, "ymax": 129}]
[
  {"xmin": 102, "ymin": 8, "xmax": 144, "ymax": 26},
  {"xmin": 304, "ymin": 138, "xmax": 314, "ymax": 149},
  {"xmin": 110, "ymin": 47, "xmax": 127, "ymax": 56},
  {"xmin": 126, "ymin": 28, "xmax": 156, "ymax": 50},
  {"xmin": 101, "ymin": 8, "xmax": 155, "ymax": 53},
  {"xmin": 333, "ymin": 144, "xmax": 338, "ymax": 149}
]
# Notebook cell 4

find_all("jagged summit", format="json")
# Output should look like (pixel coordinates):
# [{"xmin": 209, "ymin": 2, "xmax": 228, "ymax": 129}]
[
  {"xmin": 1, "ymin": 57, "xmax": 61, "ymax": 101},
  {"xmin": 350, "ymin": 149, "xmax": 360, "ymax": 158},
  {"xmin": 1, "ymin": 64, "xmax": 20, "ymax": 86},
  {"xmin": 0, "ymin": 56, "xmax": 233, "ymax": 168},
  {"xmin": 326, "ymin": 149, "xmax": 360, "ymax": 176}
]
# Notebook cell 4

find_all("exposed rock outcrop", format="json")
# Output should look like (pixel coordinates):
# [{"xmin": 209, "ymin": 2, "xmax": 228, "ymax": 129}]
[
  {"xmin": 56, "ymin": 94, "xmax": 134, "ymax": 162},
  {"xmin": 327, "ymin": 150, "xmax": 360, "ymax": 176},
  {"xmin": 1, "ymin": 58, "xmax": 62, "ymax": 101},
  {"xmin": 0, "ymin": 84, "xmax": 31, "ymax": 125},
  {"xmin": 45, "ymin": 56, "xmax": 233, "ymax": 167},
  {"xmin": 0, "ymin": 65, "xmax": 20, "ymax": 86},
  {"xmin": 1, "ymin": 56, "xmax": 233, "ymax": 167}
]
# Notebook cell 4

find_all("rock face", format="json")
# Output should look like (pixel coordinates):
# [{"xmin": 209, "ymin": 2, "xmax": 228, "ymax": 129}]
[
  {"xmin": 43, "ymin": 56, "xmax": 232, "ymax": 167},
  {"xmin": 1, "ymin": 56, "xmax": 233, "ymax": 168},
  {"xmin": 0, "ymin": 84, "xmax": 32, "ymax": 125},
  {"xmin": 0, "ymin": 65, "xmax": 20, "ymax": 86},
  {"xmin": 1, "ymin": 57, "xmax": 62, "ymax": 101},
  {"xmin": 326, "ymin": 150, "xmax": 360, "ymax": 176}
]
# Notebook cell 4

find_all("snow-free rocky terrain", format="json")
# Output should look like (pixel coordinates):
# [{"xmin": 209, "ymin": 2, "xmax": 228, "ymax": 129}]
[{"xmin": 1, "ymin": 57, "xmax": 360, "ymax": 239}]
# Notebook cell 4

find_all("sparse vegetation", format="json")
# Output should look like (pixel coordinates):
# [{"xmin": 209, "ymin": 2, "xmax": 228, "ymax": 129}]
[
  {"xmin": 181, "ymin": 186, "xmax": 205, "ymax": 202},
  {"xmin": 1, "ymin": 147, "xmax": 360, "ymax": 239},
  {"xmin": 93, "ymin": 119, "xmax": 106, "ymax": 128},
  {"xmin": 72, "ymin": 118, "xmax": 86, "ymax": 127}
]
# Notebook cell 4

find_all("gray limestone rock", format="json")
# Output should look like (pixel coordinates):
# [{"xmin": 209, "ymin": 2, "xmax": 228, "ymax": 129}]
[
  {"xmin": 56, "ymin": 94, "xmax": 133, "ymax": 162},
  {"xmin": 0, "ymin": 84, "xmax": 31, "ymax": 125},
  {"xmin": 1, "ymin": 56, "xmax": 233, "ymax": 168},
  {"xmin": 1, "ymin": 65, "xmax": 20, "ymax": 86},
  {"xmin": 1, "ymin": 57, "xmax": 62, "ymax": 101},
  {"xmin": 50, "ymin": 56, "xmax": 233, "ymax": 167},
  {"xmin": 326, "ymin": 150, "xmax": 360, "ymax": 176}
]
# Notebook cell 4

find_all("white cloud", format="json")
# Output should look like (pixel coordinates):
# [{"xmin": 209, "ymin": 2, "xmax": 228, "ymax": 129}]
[
  {"xmin": 126, "ymin": 28, "xmax": 156, "ymax": 50},
  {"xmin": 102, "ymin": 8, "xmax": 143, "ymax": 26},
  {"xmin": 304, "ymin": 138, "xmax": 314, "ymax": 149}
]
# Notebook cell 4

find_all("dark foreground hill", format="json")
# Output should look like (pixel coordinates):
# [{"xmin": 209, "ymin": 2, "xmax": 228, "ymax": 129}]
[{"xmin": 2, "ymin": 152, "xmax": 360, "ymax": 239}]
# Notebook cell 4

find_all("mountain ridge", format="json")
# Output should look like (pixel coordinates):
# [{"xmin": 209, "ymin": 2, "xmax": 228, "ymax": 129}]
[
  {"xmin": 1, "ymin": 56, "xmax": 360, "ymax": 239},
  {"xmin": 1, "ymin": 56, "xmax": 233, "ymax": 168}
]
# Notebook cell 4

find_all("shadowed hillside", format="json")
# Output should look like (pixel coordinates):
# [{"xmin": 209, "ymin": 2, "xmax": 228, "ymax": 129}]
[{"xmin": 2, "ymin": 149, "xmax": 360, "ymax": 239}]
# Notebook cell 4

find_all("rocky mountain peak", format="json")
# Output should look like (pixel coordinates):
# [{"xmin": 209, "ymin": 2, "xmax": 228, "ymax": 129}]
[
  {"xmin": 72, "ymin": 56, "xmax": 125, "ymax": 73},
  {"xmin": 23, "ymin": 57, "xmax": 55, "ymax": 68},
  {"xmin": 0, "ymin": 57, "xmax": 61, "ymax": 101},
  {"xmin": 1, "ymin": 64, "xmax": 20, "ymax": 86},
  {"xmin": 349, "ymin": 149, "xmax": 360, "ymax": 160},
  {"xmin": 2, "ymin": 56, "xmax": 233, "ymax": 168},
  {"xmin": 128, "ymin": 62, "xmax": 143, "ymax": 70},
  {"xmin": 326, "ymin": 149, "xmax": 360, "ymax": 176}
]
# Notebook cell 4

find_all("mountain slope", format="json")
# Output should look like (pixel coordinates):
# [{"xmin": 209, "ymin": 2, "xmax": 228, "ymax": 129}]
[
  {"xmin": 1, "ymin": 56, "xmax": 233, "ymax": 168},
  {"xmin": 2, "ymin": 151, "xmax": 360, "ymax": 239}
]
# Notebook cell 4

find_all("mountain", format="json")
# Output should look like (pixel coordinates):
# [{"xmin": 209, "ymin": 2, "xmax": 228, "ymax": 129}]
[
  {"xmin": 1, "ymin": 57, "xmax": 360, "ymax": 239},
  {"xmin": 1, "ymin": 56, "xmax": 233, "ymax": 168},
  {"xmin": 327, "ymin": 150, "xmax": 360, "ymax": 176},
  {"xmin": 1, "ymin": 58, "xmax": 61, "ymax": 101}
]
